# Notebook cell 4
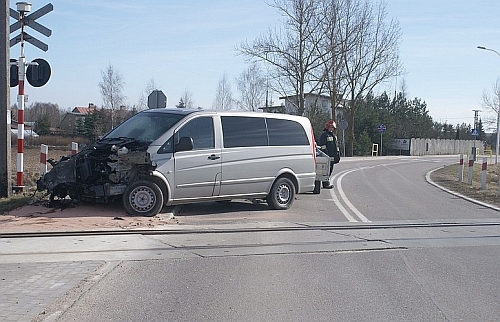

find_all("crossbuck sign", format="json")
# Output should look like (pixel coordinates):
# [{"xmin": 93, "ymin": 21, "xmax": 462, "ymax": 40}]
[{"xmin": 10, "ymin": 2, "xmax": 53, "ymax": 51}]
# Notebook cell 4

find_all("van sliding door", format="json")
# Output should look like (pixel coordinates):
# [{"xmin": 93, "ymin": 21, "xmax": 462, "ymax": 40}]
[{"xmin": 173, "ymin": 116, "xmax": 222, "ymax": 200}]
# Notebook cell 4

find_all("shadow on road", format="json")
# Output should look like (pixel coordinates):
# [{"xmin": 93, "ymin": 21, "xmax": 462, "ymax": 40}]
[{"xmin": 175, "ymin": 199, "xmax": 270, "ymax": 216}]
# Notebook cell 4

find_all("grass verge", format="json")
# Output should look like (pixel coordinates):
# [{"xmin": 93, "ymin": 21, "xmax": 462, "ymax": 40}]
[{"xmin": 430, "ymin": 163, "xmax": 500, "ymax": 208}]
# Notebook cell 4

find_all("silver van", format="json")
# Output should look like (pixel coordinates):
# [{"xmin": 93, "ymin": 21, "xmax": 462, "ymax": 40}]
[{"xmin": 37, "ymin": 109, "xmax": 317, "ymax": 216}]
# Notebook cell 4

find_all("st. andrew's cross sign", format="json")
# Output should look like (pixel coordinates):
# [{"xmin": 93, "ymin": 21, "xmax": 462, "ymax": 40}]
[{"xmin": 10, "ymin": 2, "xmax": 52, "ymax": 52}]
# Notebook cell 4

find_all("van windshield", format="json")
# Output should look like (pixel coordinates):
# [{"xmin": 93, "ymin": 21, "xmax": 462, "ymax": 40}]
[{"xmin": 103, "ymin": 112, "xmax": 185, "ymax": 143}]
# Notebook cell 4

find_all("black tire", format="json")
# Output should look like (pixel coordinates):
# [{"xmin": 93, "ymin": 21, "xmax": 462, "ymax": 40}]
[
  {"xmin": 122, "ymin": 180, "xmax": 164, "ymax": 217},
  {"xmin": 313, "ymin": 180, "xmax": 321, "ymax": 194},
  {"xmin": 266, "ymin": 177, "xmax": 295, "ymax": 210}
]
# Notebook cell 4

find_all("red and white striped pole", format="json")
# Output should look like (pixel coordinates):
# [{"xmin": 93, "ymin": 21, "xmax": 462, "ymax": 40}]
[
  {"xmin": 16, "ymin": 54, "xmax": 26, "ymax": 190},
  {"xmin": 467, "ymin": 154, "xmax": 474, "ymax": 185},
  {"xmin": 481, "ymin": 157, "xmax": 487, "ymax": 190},
  {"xmin": 458, "ymin": 154, "xmax": 464, "ymax": 182},
  {"xmin": 71, "ymin": 142, "xmax": 78, "ymax": 155},
  {"xmin": 40, "ymin": 144, "xmax": 48, "ymax": 175}
]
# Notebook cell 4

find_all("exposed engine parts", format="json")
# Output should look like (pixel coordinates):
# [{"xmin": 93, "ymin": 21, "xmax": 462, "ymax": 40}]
[{"xmin": 37, "ymin": 138, "xmax": 157, "ymax": 211}]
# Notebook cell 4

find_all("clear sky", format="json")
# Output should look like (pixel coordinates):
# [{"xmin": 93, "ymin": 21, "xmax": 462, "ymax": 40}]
[{"xmin": 8, "ymin": 0, "xmax": 500, "ymax": 129}]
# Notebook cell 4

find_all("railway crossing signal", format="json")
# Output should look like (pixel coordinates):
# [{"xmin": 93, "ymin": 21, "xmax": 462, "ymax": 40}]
[
  {"xmin": 9, "ymin": 3, "xmax": 52, "ymax": 87},
  {"xmin": 9, "ymin": 2, "xmax": 53, "ymax": 190},
  {"xmin": 10, "ymin": 2, "xmax": 52, "ymax": 52}
]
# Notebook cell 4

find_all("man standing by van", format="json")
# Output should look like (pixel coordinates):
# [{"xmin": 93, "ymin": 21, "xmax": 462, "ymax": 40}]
[{"xmin": 319, "ymin": 120, "xmax": 340, "ymax": 189}]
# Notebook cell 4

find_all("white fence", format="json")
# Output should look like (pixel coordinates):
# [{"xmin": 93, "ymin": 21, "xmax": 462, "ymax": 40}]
[{"xmin": 409, "ymin": 138, "xmax": 483, "ymax": 156}]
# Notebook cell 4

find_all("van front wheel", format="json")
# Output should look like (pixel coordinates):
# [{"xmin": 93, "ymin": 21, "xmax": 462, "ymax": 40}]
[
  {"xmin": 266, "ymin": 177, "xmax": 295, "ymax": 210},
  {"xmin": 123, "ymin": 180, "xmax": 164, "ymax": 217}
]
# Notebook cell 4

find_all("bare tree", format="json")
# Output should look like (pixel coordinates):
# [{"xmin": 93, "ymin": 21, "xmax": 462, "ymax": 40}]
[
  {"xmin": 482, "ymin": 78, "xmax": 500, "ymax": 115},
  {"xmin": 315, "ymin": 0, "xmax": 350, "ymax": 121},
  {"xmin": 25, "ymin": 102, "xmax": 63, "ymax": 127},
  {"xmin": 98, "ymin": 64, "xmax": 126, "ymax": 128},
  {"xmin": 239, "ymin": 0, "xmax": 327, "ymax": 116},
  {"xmin": 181, "ymin": 89, "xmax": 195, "ymax": 109},
  {"xmin": 213, "ymin": 73, "xmax": 234, "ymax": 110},
  {"xmin": 138, "ymin": 78, "xmax": 159, "ymax": 110},
  {"xmin": 481, "ymin": 78, "xmax": 500, "ymax": 132},
  {"xmin": 341, "ymin": 0, "xmax": 402, "ymax": 156},
  {"xmin": 239, "ymin": 0, "xmax": 401, "ymax": 154},
  {"xmin": 236, "ymin": 63, "xmax": 267, "ymax": 111}
]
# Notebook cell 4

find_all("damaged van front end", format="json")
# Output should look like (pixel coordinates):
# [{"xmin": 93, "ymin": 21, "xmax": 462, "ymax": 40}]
[{"xmin": 36, "ymin": 137, "xmax": 162, "ymax": 216}]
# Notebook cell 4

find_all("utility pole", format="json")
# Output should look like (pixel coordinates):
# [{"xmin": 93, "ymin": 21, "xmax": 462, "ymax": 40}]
[
  {"xmin": 472, "ymin": 109, "xmax": 480, "ymax": 161},
  {"xmin": 0, "ymin": 0, "xmax": 12, "ymax": 198}
]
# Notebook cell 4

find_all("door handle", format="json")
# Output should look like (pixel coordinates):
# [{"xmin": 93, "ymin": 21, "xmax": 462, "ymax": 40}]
[{"xmin": 208, "ymin": 154, "xmax": 220, "ymax": 160}]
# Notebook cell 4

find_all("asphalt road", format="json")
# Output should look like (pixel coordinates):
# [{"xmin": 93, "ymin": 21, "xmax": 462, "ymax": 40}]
[
  {"xmin": 172, "ymin": 155, "xmax": 499, "ymax": 224},
  {"xmin": 2, "ymin": 155, "xmax": 500, "ymax": 322}
]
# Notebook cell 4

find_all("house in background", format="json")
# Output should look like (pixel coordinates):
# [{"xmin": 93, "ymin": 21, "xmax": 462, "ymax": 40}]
[
  {"xmin": 279, "ymin": 93, "xmax": 347, "ymax": 120},
  {"xmin": 59, "ymin": 103, "xmax": 133, "ymax": 135},
  {"xmin": 59, "ymin": 103, "xmax": 97, "ymax": 135}
]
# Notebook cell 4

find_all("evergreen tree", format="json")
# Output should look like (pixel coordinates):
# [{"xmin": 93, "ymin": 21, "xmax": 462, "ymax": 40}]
[
  {"xmin": 75, "ymin": 117, "xmax": 86, "ymax": 136},
  {"xmin": 34, "ymin": 114, "xmax": 51, "ymax": 136},
  {"xmin": 176, "ymin": 98, "xmax": 186, "ymax": 108}
]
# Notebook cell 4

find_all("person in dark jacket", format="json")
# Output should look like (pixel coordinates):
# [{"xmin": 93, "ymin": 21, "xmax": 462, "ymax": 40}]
[{"xmin": 319, "ymin": 120, "xmax": 340, "ymax": 189}]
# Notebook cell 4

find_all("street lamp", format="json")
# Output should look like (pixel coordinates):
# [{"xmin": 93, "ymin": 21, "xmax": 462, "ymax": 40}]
[{"xmin": 477, "ymin": 46, "xmax": 500, "ymax": 164}]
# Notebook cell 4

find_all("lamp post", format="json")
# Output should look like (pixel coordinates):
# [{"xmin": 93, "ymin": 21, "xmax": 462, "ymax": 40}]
[{"xmin": 477, "ymin": 46, "xmax": 500, "ymax": 164}]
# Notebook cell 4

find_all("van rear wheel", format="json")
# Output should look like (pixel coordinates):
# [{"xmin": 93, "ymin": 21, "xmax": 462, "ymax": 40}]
[
  {"xmin": 266, "ymin": 177, "xmax": 295, "ymax": 210},
  {"xmin": 123, "ymin": 180, "xmax": 164, "ymax": 217}
]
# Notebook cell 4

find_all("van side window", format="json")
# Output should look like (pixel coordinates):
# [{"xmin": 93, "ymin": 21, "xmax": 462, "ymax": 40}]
[
  {"xmin": 177, "ymin": 116, "xmax": 215, "ymax": 150},
  {"xmin": 267, "ymin": 118, "xmax": 309, "ymax": 146},
  {"xmin": 221, "ymin": 116, "xmax": 267, "ymax": 148}
]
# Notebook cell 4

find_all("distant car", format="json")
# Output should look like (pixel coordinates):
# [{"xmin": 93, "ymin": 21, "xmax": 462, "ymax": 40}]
[
  {"xmin": 10, "ymin": 129, "xmax": 39, "ymax": 138},
  {"xmin": 37, "ymin": 108, "xmax": 317, "ymax": 216}
]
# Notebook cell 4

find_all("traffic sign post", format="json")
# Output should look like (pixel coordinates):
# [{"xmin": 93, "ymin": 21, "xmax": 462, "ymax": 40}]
[
  {"xmin": 377, "ymin": 124, "xmax": 387, "ymax": 156},
  {"xmin": 9, "ymin": 2, "xmax": 52, "ymax": 191},
  {"xmin": 338, "ymin": 119, "xmax": 348, "ymax": 157},
  {"xmin": 471, "ymin": 128, "xmax": 479, "ymax": 161},
  {"xmin": 148, "ymin": 90, "xmax": 167, "ymax": 109}
]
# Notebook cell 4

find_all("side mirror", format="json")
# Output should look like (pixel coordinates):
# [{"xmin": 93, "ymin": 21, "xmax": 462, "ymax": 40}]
[{"xmin": 175, "ymin": 136, "xmax": 194, "ymax": 152}]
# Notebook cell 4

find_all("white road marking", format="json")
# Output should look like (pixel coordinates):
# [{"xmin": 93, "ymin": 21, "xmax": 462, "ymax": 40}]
[
  {"xmin": 331, "ymin": 169, "xmax": 371, "ymax": 222},
  {"xmin": 329, "ymin": 159, "xmax": 436, "ymax": 223}
]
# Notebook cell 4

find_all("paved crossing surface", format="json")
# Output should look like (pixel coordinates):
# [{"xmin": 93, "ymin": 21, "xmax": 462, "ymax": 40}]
[
  {"xmin": 0, "ymin": 261, "xmax": 104, "ymax": 322},
  {"xmin": 1, "ymin": 220, "xmax": 500, "ymax": 321}
]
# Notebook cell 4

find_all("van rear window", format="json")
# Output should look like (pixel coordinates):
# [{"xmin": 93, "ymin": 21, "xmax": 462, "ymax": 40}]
[
  {"xmin": 221, "ymin": 116, "xmax": 267, "ymax": 148},
  {"xmin": 267, "ymin": 118, "xmax": 309, "ymax": 146},
  {"xmin": 221, "ymin": 116, "xmax": 309, "ymax": 148}
]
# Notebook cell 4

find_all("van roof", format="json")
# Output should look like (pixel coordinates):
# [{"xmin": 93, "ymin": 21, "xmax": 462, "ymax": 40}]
[
  {"xmin": 140, "ymin": 108, "xmax": 307, "ymax": 121},
  {"xmin": 141, "ymin": 108, "xmax": 200, "ymax": 116}
]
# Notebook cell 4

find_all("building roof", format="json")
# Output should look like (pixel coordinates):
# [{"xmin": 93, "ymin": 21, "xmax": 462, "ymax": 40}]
[
  {"xmin": 279, "ymin": 93, "xmax": 332, "ymax": 100},
  {"xmin": 72, "ymin": 107, "xmax": 91, "ymax": 115}
]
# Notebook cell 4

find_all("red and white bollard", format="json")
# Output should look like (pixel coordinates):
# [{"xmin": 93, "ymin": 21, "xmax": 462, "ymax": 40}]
[
  {"xmin": 71, "ymin": 142, "xmax": 78, "ymax": 155},
  {"xmin": 481, "ymin": 157, "xmax": 487, "ymax": 190},
  {"xmin": 468, "ymin": 154, "xmax": 474, "ymax": 185},
  {"xmin": 458, "ymin": 154, "xmax": 464, "ymax": 182},
  {"xmin": 40, "ymin": 144, "xmax": 48, "ymax": 176}
]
